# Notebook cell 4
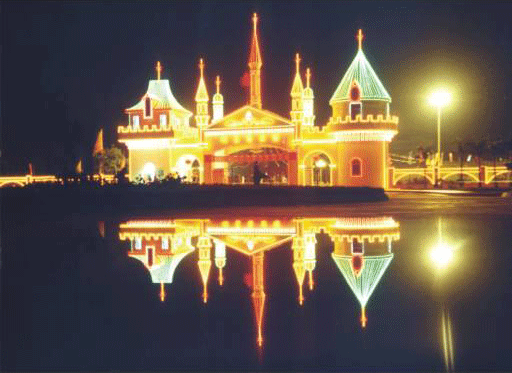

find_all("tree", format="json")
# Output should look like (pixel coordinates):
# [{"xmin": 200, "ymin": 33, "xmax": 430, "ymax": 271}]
[{"xmin": 95, "ymin": 146, "xmax": 126, "ymax": 174}]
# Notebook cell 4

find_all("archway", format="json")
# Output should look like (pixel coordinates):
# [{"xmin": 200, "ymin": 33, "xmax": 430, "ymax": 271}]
[
  {"xmin": 174, "ymin": 155, "xmax": 201, "ymax": 183},
  {"xmin": 226, "ymin": 147, "xmax": 289, "ymax": 185},
  {"xmin": 303, "ymin": 152, "xmax": 333, "ymax": 186}
]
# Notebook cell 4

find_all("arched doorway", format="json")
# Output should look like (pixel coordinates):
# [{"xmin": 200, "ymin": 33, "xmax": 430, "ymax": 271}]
[
  {"xmin": 174, "ymin": 155, "xmax": 201, "ymax": 184},
  {"xmin": 303, "ymin": 152, "xmax": 332, "ymax": 186},
  {"xmin": 227, "ymin": 148, "xmax": 289, "ymax": 185}
]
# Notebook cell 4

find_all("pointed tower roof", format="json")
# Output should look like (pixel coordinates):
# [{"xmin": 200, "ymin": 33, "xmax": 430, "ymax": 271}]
[
  {"xmin": 195, "ymin": 58, "xmax": 209, "ymax": 102},
  {"xmin": 291, "ymin": 53, "xmax": 304, "ymax": 98},
  {"xmin": 303, "ymin": 67, "xmax": 314, "ymax": 99},
  {"xmin": 332, "ymin": 253, "xmax": 393, "ymax": 326},
  {"xmin": 330, "ymin": 29, "xmax": 391, "ymax": 104},
  {"xmin": 213, "ymin": 75, "xmax": 223, "ymax": 104},
  {"xmin": 248, "ymin": 13, "xmax": 262, "ymax": 69}
]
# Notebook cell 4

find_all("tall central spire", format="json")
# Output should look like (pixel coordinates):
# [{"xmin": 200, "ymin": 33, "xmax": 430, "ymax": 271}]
[{"xmin": 248, "ymin": 12, "xmax": 263, "ymax": 109}]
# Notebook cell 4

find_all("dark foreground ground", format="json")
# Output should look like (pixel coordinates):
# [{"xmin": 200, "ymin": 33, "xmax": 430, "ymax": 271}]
[{"xmin": 1, "ymin": 184, "xmax": 387, "ymax": 219}]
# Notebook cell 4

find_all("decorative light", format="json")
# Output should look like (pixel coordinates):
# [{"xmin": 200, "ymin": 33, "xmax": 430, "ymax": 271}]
[{"xmin": 315, "ymin": 159, "xmax": 328, "ymax": 168}]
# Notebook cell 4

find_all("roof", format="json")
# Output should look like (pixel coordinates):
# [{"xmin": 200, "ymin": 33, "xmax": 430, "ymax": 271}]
[
  {"xmin": 330, "ymin": 49, "xmax": 391, "ymax": 104},
  {"xmin": 206, "ymin": 105, "xmax": 294, "ymax": 129},
  {"xmin": 126, "ymin": 79, "xmax": 192, "ymax": 114},
  {"xmin": 332, "ymin": 253, "xmax": 393, "ymax": 307},
  {"xmin": 147, "ymin": 250, "xmax": 194, "ymax": 284}
]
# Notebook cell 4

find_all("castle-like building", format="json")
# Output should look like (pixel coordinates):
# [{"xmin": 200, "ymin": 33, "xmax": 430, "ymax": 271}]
[{"xmin": 117, "ymin": 14, "xmax": 398, "ymax": 188}]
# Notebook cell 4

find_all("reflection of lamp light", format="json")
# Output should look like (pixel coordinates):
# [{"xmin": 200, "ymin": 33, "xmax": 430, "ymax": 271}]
[{"xmin": 315, "ymin": 159, "xmax": 327, "ymax": 168}]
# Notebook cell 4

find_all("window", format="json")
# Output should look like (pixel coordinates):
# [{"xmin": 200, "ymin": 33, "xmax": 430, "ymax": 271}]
[
  {"xmin": 147, "ymin": 248, "xmax": 154, "ymax": 268},
  {"xmin": 162, "ymin": 238, "xmax": 169, "ymax": 250},
  {"xmin": 160, "ymin": 114, "xmax": 167, "ymax": 127},
  {"xmin": 145, "ymin": 97, "xmax": 152, "ymax": 118},
  {"xmin": 350, "ymin": 103, "xmax": 361, "ymax": 120},
  {"xmin": 135, "ymin": 237, "xmax": 142, "ymax": 250},
  {"xmin": 133, "ymin": 115, "xmax": 140, "ymax": 128},
  {"xmin": 352, "ymin": 238, "xmax": 364, "ymax": 254},
  {"xmin": 351, "ymin": 158, "xmax": 362, "ymax": 177}
]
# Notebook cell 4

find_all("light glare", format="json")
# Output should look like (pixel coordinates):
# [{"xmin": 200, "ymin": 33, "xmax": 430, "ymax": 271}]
[
  {"xmin": 429, "ymin": 90, "xmax": 451, "ymax": 108},
  {"xmin": 430, "ymin": 242, "xmax": 454, "ymax": 268}
]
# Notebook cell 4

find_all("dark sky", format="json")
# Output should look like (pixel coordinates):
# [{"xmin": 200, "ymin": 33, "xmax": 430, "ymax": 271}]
[{"xmin": 2, "ymin": 1, "xmax": 512, "ymax": 173}]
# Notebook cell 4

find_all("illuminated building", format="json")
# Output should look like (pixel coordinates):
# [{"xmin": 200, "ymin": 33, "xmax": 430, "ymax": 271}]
[
  {"xmin": 118, "ymin": 214, "xmax": 400, "ymax": 346},
  {"xmin": 117, "ymin": 14, "xmax": 398, "ymax": 188}
]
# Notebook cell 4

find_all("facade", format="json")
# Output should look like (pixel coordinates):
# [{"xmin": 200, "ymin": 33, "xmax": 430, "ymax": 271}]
[{"xmin": 118, "ymin": 15, "xmax": 398, "ymax": 188}]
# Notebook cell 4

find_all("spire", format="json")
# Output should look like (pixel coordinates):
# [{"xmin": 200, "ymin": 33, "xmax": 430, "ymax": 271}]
[
  {"xmin": 215, "ymin": 75, "xmax": 221, "ymax": 95},
  {"xmin": 291, "ymin": 53, "xmax": 304, "ymax": 98},
  {"xmin": 306, "ymin": 68, "xmax": 311, "ymax": 88},
  {"xmin": 156, "ymin": 61, "xmax": 162, "ymax": 80},
  {"xmin": 357, "ymin": 29, "xmax": 364, "ymax": 51},
  {"xmin": 195, "ymin": 58, "xmax": 210, "ymax": 127},
  {"xmin": 302, "ymin": 67, "xmax": 315, "ymax": 126},
  {"xmin": 248, "ymin": 13, "xmax": 262, "ymax": 109},
  {"xmin": 195, "ymin": 58, "xmax": 209, "ymax": 102},
  {"xmin": 197, "ymin": 236, "xmax": 212, "ymax": 303}
]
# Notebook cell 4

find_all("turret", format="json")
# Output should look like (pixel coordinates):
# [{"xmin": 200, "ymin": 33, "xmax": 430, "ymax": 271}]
[
  {"xmin": 248, "ymin": 13, "xmax": 263, "ymax": 109},
  {"xmin": 195, "ymin": 58, "xmax": 210, "ymax": 128},
  {"xmin": 290, "ymin": 53, "xmax": 304, "ymax": 126},
  {"xmin": 212, "ymin": 75, "xmax": 224, "ymax": 122},
  {"xmin": 302, "ymin": 68, "xmax": 315, "ymax": 126}
]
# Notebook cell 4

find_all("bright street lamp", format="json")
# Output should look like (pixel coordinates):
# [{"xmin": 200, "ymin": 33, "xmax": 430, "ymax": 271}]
[{"xmin": 429, "ymin": 89, "xmax": 451, "ymax": 187}]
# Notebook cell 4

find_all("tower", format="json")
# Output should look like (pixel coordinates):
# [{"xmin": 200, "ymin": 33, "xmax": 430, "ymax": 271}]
[
  {"xmin": 248, "ymin": 13, "xmax": 263, "ymax": 109},
  {"xmin": 195, "ymin": 58, "xmax": 210, "ymax": 128},
  {"xmin": 290, "ymin": 53, "xmax": 304, "ymax": 126},
  {"xmin": 327, "ymin": 29, "xmax": 398, "ymax": 188},
  {"xmin": 302, "ymin": 68, "xmax": 315, "ymax": 126},
  {"xmin": 212, "ymin": 75, "xmax": 224, "ymax": 122}
]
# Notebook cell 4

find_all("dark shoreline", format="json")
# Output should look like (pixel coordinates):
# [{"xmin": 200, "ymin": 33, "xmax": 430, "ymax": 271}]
[{"xmin": 1, "ymin": 184, "xmax": 387, "ymax": 218}]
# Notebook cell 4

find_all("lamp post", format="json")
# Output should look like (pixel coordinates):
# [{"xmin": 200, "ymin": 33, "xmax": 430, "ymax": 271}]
[{"xmin": 429, "ymin": 90, "xmax": 451, "ymax": 187}]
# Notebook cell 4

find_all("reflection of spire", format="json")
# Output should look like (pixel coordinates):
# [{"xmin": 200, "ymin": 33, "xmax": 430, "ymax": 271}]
[
  {"xmin": 304, "ymin": 233, "xmax": 316, "ymax": 292},
  {"xmin": 197, "ymin": 236, "xmax": 212, "ymax": 303},
  {"xmin": 160, "ymin": 281, "xmax": 166, "ymax": 302},
  {"xmin": 214, "ymin": 240, "xmax": 226, "ymax": 286},
  {"xmin": 251, "ymin": 251, "xmax": 265, "ymax": 347},
  {"xmin": 292, "ymin": 236, "xmax": 306, "ymax": 305}
]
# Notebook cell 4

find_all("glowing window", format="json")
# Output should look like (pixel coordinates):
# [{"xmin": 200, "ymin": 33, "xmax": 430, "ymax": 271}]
[
  {"xmin": 135, "ymin": 237, "xmax": 142, "ymax": 250},
  {"xmin": 160, "ymin": 114, "xmax": 167, "ymax": 126},
  {"xmin": 350, "ymin": 85, "xmax": 361, "ymax": 101},
  {"xmin": 162, "ymin": 238, "xmax": 169, "ymax": 250},
  {"xmin": 142, "ymin": 162, "xmax": 157, "ymax": 181},
  {"xmin": 351, "ymin": 158, "xmax": 362, "ymax": 177},
  {"xmin": 350, "ymin": 103, "xmax": 361, "ymax": 120},
  {"xmin": 147, "ymin": 248, "xmax": 154, "ymax": 267},
  {"xmin": 145, "ymin": 97, "xmax": 152, "ymax": 118},
  {"xmin": 352, "ymin": 238, "xmax": 364, "ymax": 254},
  {"xmin": 133, "ymin": 115, "xmax": 140, "ymax": 128}
]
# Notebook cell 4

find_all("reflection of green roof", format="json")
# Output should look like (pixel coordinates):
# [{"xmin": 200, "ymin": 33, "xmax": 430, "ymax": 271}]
[
  {"xmin": 330, "ymin": 49, "xmax": 391, "ymax": 104},
  {"xmin": 127, "ymin": 79, "xmax": 192, "ymax": 114},
  {"xmin": 148, "ymin": 250, "xmax": 193, "ymax": 284},
  {"xmin": 332, "ymin": 254, "xmax": 393, "ymax": 307}
]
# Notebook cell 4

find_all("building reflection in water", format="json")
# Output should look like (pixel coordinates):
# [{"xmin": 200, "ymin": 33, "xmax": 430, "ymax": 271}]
[{"xmin": 118, "ymin": 214, "xmax": 400, "ymax": 347}]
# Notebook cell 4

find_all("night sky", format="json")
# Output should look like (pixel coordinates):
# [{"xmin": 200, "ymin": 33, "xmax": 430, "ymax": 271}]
[{"xmin": 2, "ymin": 1, "xmax": 512, "ymax": 174}]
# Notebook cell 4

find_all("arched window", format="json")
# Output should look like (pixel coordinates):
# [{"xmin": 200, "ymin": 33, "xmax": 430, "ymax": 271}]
[
  {"xmin": 349, "ymin": 82, "xmax": 362, "ymax": 120},
  {"xmin": 145, "ymin": 96, "xmax": 152, "ymax": 118},
  {"xmin": 351, "ymin": 158, "xmax": 362, "ymax": 177}
]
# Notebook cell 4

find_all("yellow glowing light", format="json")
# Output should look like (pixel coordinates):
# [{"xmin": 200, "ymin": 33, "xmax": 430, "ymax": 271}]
[
  {"xmin": 429, "ymin": 89, "xmax": 451, "ymax": 108},
  {"xmin": 430, "ymin": 242, "xmax": 454, "ymax": 268},
  {"xmin": 156, "ymin": 61, "xmax": 162, "ymax": 80},
  {"xmin": 160, "ymin": 282, "xmax": 166, "ymax": 302},
  {"xmin": 357, "ymin": 29, "xmax": 364, "ymax": 50},
  {"xmin": 315, "ymin": 159, "xmax": 328, "ymax": 168}
]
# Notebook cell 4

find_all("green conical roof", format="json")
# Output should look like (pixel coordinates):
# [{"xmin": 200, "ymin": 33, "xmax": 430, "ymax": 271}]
[
  {"xmin": 332, "ymin": 254, "xmax": 393, "ymax": 307},
  {"xmin": 127, "ymin": 79, "xmax": 192, "ymax": 114},
  {"xmin": 330, "ymin": 49, "xmax": 391, "ymax": 104},
  {"xmin": 148, "ymin": 250, "xmax": 193, "ymax": 284}
]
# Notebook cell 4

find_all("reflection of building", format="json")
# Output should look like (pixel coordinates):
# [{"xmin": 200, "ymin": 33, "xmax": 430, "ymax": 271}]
[
  {"xmin": 118, "ymin": 214, "xmax": 400, "ymax": 346},
  {"xmin": 329, "ymin": 217, "xmax": 400, "ymax": 327},
  {"xmin": 118, "ymin": 14, "xmax": 398, "ymax": 188}
]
